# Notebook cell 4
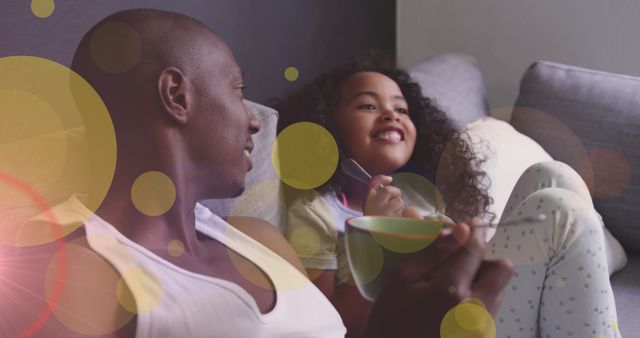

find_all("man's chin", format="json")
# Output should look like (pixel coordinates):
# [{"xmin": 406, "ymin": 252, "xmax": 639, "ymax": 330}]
[
  {"xmin": 229, "ymin": 180, "xmax": 246, "ymax": 198},
  {"xmin": 230, "ymin": 187, "xmax": 245, "ymax": 198},
  {"xmin": 206, "ymin": 176, "xmax": 246, "ymax": 200}
]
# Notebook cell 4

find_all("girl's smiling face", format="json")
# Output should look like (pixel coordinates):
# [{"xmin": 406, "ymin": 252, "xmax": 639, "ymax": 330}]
[{"xmin": 334, "ymin": 71, "xmax": 417, "ymax": 176}]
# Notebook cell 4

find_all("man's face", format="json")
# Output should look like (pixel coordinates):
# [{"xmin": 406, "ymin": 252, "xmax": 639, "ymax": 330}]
[{"xmin": 187, "ymin": 41, "xmax": 260, "ymax": 198}]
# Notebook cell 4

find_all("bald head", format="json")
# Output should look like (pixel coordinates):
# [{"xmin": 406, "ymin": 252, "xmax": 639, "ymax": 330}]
[
  {"xmin": 71, "ymin": 9, "xmax": 235, "ymax": 123},
  {"xmin": 73, "ymin": 9, "xmax": 226, "ymax": 77}
]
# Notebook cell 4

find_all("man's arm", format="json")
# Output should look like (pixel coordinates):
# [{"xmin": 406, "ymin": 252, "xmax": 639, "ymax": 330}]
[{"xmin": 363, "ymin": 224, "xmax": 513, "ymax": 338}]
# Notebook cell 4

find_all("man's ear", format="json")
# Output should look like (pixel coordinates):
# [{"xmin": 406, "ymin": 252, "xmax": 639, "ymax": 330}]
[{"xmin": 158, "ymin": 67, "xmax": 190, "ymax": 124}]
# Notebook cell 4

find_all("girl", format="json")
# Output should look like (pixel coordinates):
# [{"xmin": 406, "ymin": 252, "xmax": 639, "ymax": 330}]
[{"xmin": 276, "ymin": 58, "xmax": 620, "ymax": 338}]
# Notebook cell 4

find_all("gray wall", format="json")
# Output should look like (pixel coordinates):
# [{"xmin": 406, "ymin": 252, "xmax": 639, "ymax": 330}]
[
  {"xmin": 1, "ymin": 0, "xmax": 394, "ymax": 104},
  {"xmin": 397, "ymin": 0, "xmax": 640, "ymax": 120}
]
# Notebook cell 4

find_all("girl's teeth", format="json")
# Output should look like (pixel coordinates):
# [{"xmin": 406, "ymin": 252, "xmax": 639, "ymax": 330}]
[
  {"xmin": 244, "ymin": 150, "xmax": 250, "ymax": 157},
  {"xmin": 377, "ymin": 131, "xmax": 401, "ymax": 141}
]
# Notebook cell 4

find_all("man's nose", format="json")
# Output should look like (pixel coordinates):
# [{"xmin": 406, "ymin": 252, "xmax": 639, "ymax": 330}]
[{"xmin": 247, "ymin": 105, "xmax": 261, "ymax": 134}]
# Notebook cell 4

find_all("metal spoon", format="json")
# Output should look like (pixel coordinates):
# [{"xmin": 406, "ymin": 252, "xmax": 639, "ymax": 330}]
[
  {"xmin": 481, "ymin": 213, "xmax": 547, "ymax": 228},
  {"xmin": 340, "ymin": 157, "xmax": 372, "ymax": 184}
]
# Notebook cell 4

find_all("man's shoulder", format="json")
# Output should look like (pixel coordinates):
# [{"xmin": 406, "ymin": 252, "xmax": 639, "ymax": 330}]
[
  {"xmin": 227, "ymin": 216, "xmax": 307, "ymax": 276},
  {"xmin": 6, "ymin": 227, "xmax": 137, "ymax": 337}
]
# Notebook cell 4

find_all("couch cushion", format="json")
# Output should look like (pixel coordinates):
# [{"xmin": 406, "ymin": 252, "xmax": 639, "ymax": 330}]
[
  {"xmin": 511, "ymin": 61, "xmax": 640, "ymax": 255},
  {"xmin": 409, "ymin": 53, "xmax": 489, "ymax": 130},
  {"xmin": 200, "ymin": 100, "xmax": 285, "ymax": 228},
  {"xmin": 463, "ymin": 117, "xmax": 552, "ymax": 223}
]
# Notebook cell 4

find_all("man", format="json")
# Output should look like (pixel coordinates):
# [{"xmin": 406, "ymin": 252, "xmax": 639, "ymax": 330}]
[{"xmin": 6, "ymin": 9, "xmax": 512, "ymax": 337}]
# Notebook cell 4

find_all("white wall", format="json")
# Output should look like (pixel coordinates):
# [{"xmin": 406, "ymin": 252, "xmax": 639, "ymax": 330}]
[{"xmin": 398, "ymin": 0, "xmax": 640, "ymax": 120}]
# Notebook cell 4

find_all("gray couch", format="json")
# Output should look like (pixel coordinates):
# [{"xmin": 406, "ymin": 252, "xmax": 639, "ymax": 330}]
[
  {"xmin": 510, "ymin": 61, "xmax": 640, "ymax": 337},
  {"xmin": 410, "ymin": 55, "xmax": 639, "ymax": 336}
]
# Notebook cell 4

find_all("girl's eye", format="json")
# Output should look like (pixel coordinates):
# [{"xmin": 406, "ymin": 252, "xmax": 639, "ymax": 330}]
[
  {"xmin": 395, "ymin": 107, "xmax": 409, "ymax": 115},
  {"xmin": 357, "ymin": 104, "xmax": 376, "ymax": 110}
]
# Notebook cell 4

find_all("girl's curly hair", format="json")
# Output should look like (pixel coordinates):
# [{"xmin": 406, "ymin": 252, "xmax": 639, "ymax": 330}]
[{"xmin": 274, "ymin": 57, "xmax": 493, "ymax": 222}]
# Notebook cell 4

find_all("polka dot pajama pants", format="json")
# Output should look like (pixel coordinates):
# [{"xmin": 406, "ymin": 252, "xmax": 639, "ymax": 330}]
[{"xmin": 487, "ymin": 161, "xmax": 621, "ymax": 338}]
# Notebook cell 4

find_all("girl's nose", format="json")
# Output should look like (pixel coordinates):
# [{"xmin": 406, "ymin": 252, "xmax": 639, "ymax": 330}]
[{"xmin": 381, "ymin": 107, "xmax": 400, "ymax": 122}]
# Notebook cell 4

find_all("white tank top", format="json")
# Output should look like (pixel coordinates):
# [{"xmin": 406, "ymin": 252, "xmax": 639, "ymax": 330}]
[{"xmin": 56, "ymin": 196, "xmax": 346, "ymax": 338}]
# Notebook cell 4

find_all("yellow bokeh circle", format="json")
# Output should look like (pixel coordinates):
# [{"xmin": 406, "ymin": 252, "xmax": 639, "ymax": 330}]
[
  {"xmin": 343, "ymin": 232, "xmax": 384, "ymax": 286},
  {"xmin": 0, "ymin": 56, "xmax": 116, "ymax": 247},
  {"xmin": 284, "ymin": 66, "xmax": 300, "ymax": 81},
  {"xmin": 226, "ymin": 248, "xmax": 275, "ymax": 291},
  {"xmin": 390, "ymin": 172, "xmax": 446, "ymax": 214},
  {"xmin": 288, "ymin": 226, "xmax": 322, "ymax": 258},
  {"xmin": 168, "ymin": 239, "xmax": 185, "ymax": 257},
  {"xmin": 90, "ymin": 21, "xmax": 141, "ymax": 74},
  {"xmin": 272, "ymin": 122, "xmax": 339, "ymax": 190},
  {"xmin": 117, "ymin": 268, "xmax": 164, "ymax": 314},
  {"xmin": 131, "ymin": 171, "xmax": 176, "ymax": 216},
  {"xmin": 45, "ymin": 237, "xmax": 135, "ymax": 335},
  {"xmin": 31, "ymin": 0, "xmax": 55, "ymax": 18},
  {"xmin": 229, "ymin": 179, "xmax": 284, "ymax": 227},
  {"xmin": 441, "ymin": 299, "xmax": 496, "ymax": 338},
  {"xmin": 0, "ymin": 90, "xmax": 67, "ymax": 191}
]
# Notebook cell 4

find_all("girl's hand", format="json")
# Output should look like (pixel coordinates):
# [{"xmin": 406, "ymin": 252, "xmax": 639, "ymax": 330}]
[
  {"xmin": 363, "ymin": 175, "xmax": 404, "ymax": 217},
  {"xmin": 364, "ymin": 175, "xmax": 423, "ymax": 219}
]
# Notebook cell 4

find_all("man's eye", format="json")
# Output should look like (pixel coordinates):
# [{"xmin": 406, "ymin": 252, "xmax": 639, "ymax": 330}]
[{"xmin": 236, "ymin": 86, "xmax": 246, "ymax": 97}]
